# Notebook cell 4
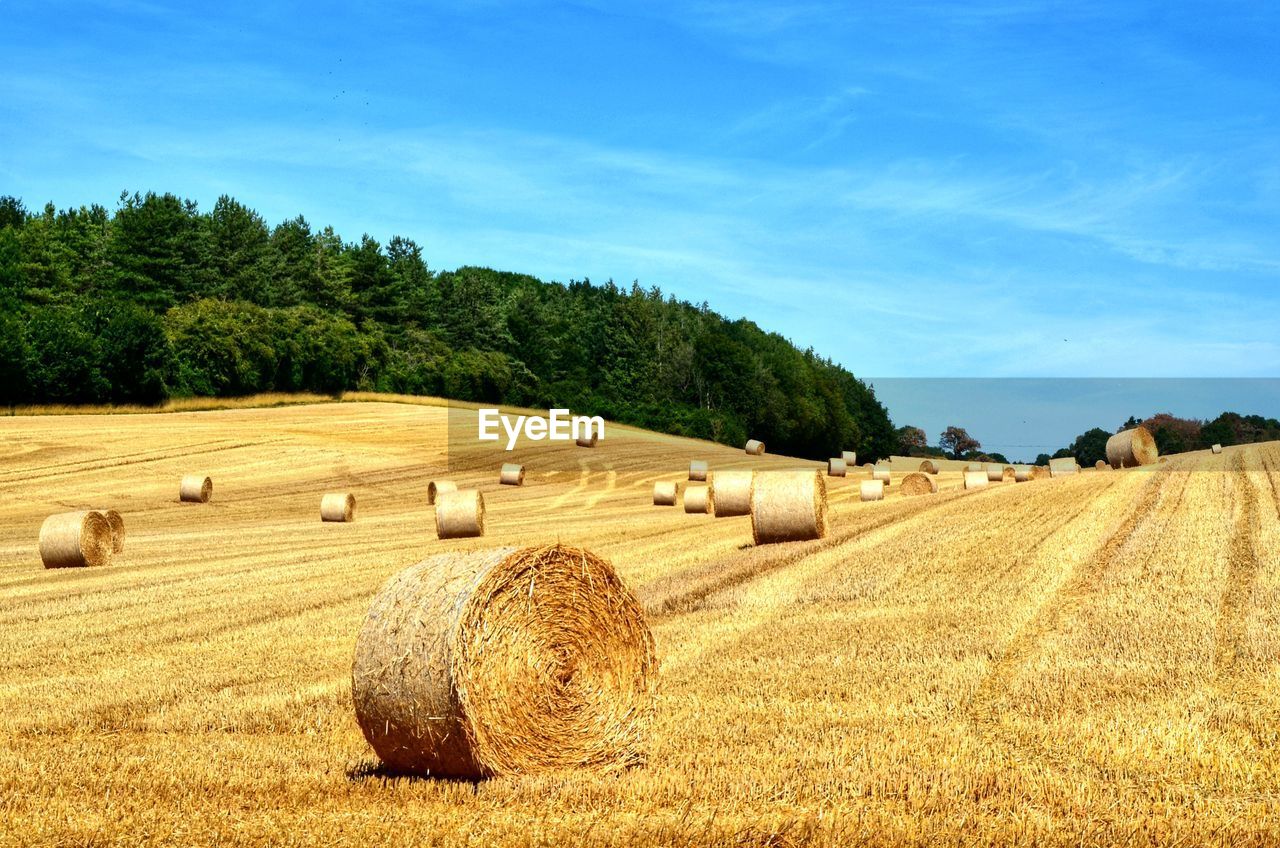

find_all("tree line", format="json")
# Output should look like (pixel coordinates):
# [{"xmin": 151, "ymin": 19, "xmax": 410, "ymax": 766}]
[{"xmin": 0, "ymin": 192, "xmax": 898, "ymax": 461}]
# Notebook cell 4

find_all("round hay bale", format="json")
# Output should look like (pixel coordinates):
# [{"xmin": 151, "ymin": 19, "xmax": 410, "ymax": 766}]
[
  {"xmin": 320, "ymin": 493, "xmax": 356, "ymax": 522},
  {"xmin": 435, "ymin": 489, "xmax": 486, "ymax": 539},
  {"xmin": 351, "ymin": 544, "xmax": 656, "ymax": 778},
  {"xmin": 689, "ymin": 460, "xmax": 708, "ymax": 482},
  {"xmin": 1031, "ymin": 465, "xmax": 1051, "ymax": 479},
  {"xmin": 919, "ymin": 459, "xmax": 939, "ymax": 474},
  {"xmin": 499, "ymin": 463, "xmax": 525, "ymax": 486},
  {"xmin": 683, "ymin": 485, "xmax": 711, "ymax": 514},
  {"xmin": 842, "ymin": 450, "xmax": 857, "ymax": 466},
  {"xmin": 39, "ymin": 511, "xmax": 114, "ymax": 569},
  {"xmin": 1048, "ymin": 457, "xmax": 1079, "ymax": 477},
  {"xmin": 900, "ymin": 472, "xmax": 937, "ymax": 496},
  {"xmin": 827, "ymin": 457, "xmax": 847, "ymax": 477},
  {"xmin": 744, "ymin": 439, "xmax": 765, "ymax": 456},
  {"xmin": 575, "ymin": 435, "xmax": 597, "ymax": 448},
  {"xmin": 90, "ymin": 508, "xmax": 125, "ymax": 554},
  {"xmin": 1211, "ymin": 444, "xmax": 1223, "ymax": 455},
  {"xmin": 862, "ymin": 462, "xmax": 875, "ymax": 471},
  {"xmin": 1013, "ymin": 465, "xmax": 1034, "ymax": 482},
  {"xmin": 709, "ymin": 470, "xmax": 754, "ymax": 517},
  {"xmin": 1095, "ymin": 459, "xmax": 1109, "ymax": 470},
  {"xmin": 964, "ymin": 471, "xmax": 988, "ymax": 490},
  {"xmin": 859, "ymin": 480, "xmax": 884, "ymax": 502},
  {"xmin": 179, "ymin": 475, "xmax": 212, "ymax": 503},
  {"xmin": 750, "ymin": 470, "xmax": 827, "ymax": 545},
  {"xmin": 1002, "ymin": 466, "xmax": 1017, "ymax": 482},
  {"xmin": 652, "ymin": 481, "xmax": 680, "ymax": 506},
  {"xmin": 1106, "ymin": 427, "xmax": 1159, "ymax": 468},
  {"xmin": 985, "ymin": 464, "xmax": 1003, "ymax": 483},
  {"xmin": 428, "ymin": 480, "xmax": 458, "ymax": 505},
  {"xmin": 872, "ymin": 464, "xmax": 891, "ymax": 486}
]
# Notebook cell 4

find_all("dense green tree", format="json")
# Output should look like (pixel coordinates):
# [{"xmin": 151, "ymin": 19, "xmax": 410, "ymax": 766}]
[{"xmin": 1069, "ymin": 427, "xmax": 1112, "ymax": 467}]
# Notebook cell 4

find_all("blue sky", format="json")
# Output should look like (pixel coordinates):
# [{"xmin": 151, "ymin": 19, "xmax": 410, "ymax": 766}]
[{"xmin": 2, "ymin": 1, "xmax": 1278, "ymax": 448}]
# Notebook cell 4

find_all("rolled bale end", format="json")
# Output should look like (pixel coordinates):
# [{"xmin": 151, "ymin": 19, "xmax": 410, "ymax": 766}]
[
  {"xmin": 90, "ymin": 508, "xmax": 125, "ymax": 553},
  {"xmin": 1105, "ymin": 426, "xmax": 1159, "ymax": 469},
  {"xmin": 964, "ymin": 471, "xmax": 988, "ymax": 490},
  {"xmin": 1048, "ymin": 457, "xmax": 1079, "ymax": 478},
  {"xmin": 575, "ymin": 435, "xmax": 598, "ymax": 448},
  {"xmin": 859, "ymin": 480, "xmax": 885, "ymax": 502},
  {"xmin": 1031, "ymin": 466, "xmax": 1051, "ymax": 480},
  {"xmin": 688, "ymin": 460, "xmax": 708, "ymax": 482},
  {"xmin": 1002, "ymin": 467, "xmax": 1017, "ymax": 482},
  {"xmin": 744, "ymin": 439, "xmax": 765, "ymax": 456},
  {"xmin": 39, "ymin": 511, "xmax": 114, "ymax": 569},
  {"xmin": 683, "ymin": 485, "xmax": 711, "ymax": 514},
  {"xmin": 1013, "ymin": 465, "xmax": 1034, "ymax": 482},
  {"xmin": 499, "ymin": 463, "xmax": 526, "ymax": 486},
  {"xmin": 1211, "ymin": 444, "xmax": 1223, "ymax": 455},
  {"xmin": 709, "ymin": 470, "xmax": 754, "ymax": 517},
  {"xmin": 351, "ymin": 544, "xmax": 656, "ymax": 778},
  {"xmin": 827, "ymin": 458, "xmax": 847, "ymax": 477},
  {"xmin": 900, "ymin": 472, "xmax": 937, "ymax": 496},
  {"xmin": 428, "ymin": 480, "xmax": 458, "ymax": 505},
  {"xmin": 652, "ymin": 481, "xmax": 680, "ymax": 506},
  {"xmin": 321, "ymin": 493, "xmax": 356, "ymax": 522},
  {"xmin": 842, "ymin": 451, "xmax": 857, "ymax": 466},
  {"xmin": 1095, "ymin": 459, "xmax": 1109, "ymax": 470},
  {"xmin": 750, "ymin": 470, "xmax": 827, "ymax": 545},
  {"xmin": 179, "ymin": 475, "xmax": 212, "ymax": 503},
  {"xmin": 919, "ymin": 460, "xmax": 939, "ymax": 474},
  {"xmin": 435, "ymin": 490, "xmax": 486, "ymax": 539}
]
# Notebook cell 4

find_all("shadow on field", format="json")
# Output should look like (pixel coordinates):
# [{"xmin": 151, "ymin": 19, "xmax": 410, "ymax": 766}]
[{"xmin": 346, "ymin": 760, "xmax": 484, "ymax": 787}]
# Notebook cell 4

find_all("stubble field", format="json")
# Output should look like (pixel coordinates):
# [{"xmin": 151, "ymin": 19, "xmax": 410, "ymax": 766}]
[{"xmin": 1, "ymin": 398, "xmax": 1277, "ymax": 846}]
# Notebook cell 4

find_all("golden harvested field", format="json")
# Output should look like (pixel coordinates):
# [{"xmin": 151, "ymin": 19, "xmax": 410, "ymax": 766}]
[{"xmin": 2, "ymin": 398, "xmax": 1278, "ymax": 846}]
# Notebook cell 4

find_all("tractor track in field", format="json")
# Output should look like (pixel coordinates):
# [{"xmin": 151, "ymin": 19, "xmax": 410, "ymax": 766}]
[
  {"xmin": 1212, "ymin": 453, "xmax": 1263, "ymax": 683},
  {"xmin": 968, "ymin": 464, "xmax": 1182, "ymax": 734}
]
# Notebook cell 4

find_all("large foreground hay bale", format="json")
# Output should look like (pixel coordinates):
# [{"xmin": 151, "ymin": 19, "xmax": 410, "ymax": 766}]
[
  {"xmin": 435, "ymin": 490, "xmax": 486, "ymax": 539},
  {"xmin": 652, "ymin": 481, "xmax": 679, "ymax": 506},
  {"xmin": 709, "ymin": 470, "xmax": 754, "ymax": 517},
  {"xmin": 90, "ymin": 508, "xmax": 125, "ymax": 553},
  {"xmin": 39, "ymin": 511, "xmax": 114, "ymax": 569},
  {"xmin": 688, "ymin": 460, "xmax": 708, "ymax": 482},
  {"xmin": 351, "ymin": 544, "xmax": 656, "ymax": 778},
  {"xmin": 321, "ymin": 493, "xmax": 356, "ymax": 522},
  {"xmin": 859, "ymin": 480, "xmax": 884, "ymax": 501},
  {"xmin": 683, "ymin": 485, "xmax": 710, "ymax": 514},
  {"xmin": 900, "ymin": 472, "xmax": 938, "ymax": 496},
  {"xmin": 744, "ymin": 439, "xmax": 765, "ymax": 456},
  {"xmin": 499, "ymin": 463, "xmax": 525, "ymax": 486},
  {"xmin": 1048, "ymin": 457, "xmax": 1079, "ymax": 477},
  {"xmin": 179, "ymin": 475, "xmax": 212, "ymax": 503},
  {"xmin": 919, "ymin": 459, "xmax": 939, "ymax": 474},
  {"xmin": 1013, "ymin": 465, "xmax": 1034, "ymax": 482},
  {"xmin": 1212, "ymin": 444, "xmax": 1223, "ymax": 454},
  {"xmin": 842, "ymin": 451, "xmax": 857, "ymax": 466},
  {"xmin": 1106, "ymin": 427, "xmax": 1159, "ymax": 468},
  {"xmin": 750, "ymin": 470, "xmax": 827, "ymax": 544},
  {"xmin": 964, "ymin": 471, "xmax": 988, "ymax": 490},
  {"xmin": 827, "ymin": 458, "xmax": 847, "ymax": 477},
  {"xmin": 428, "ymin": 480, "xmax": 457, "ymax": 505}
]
